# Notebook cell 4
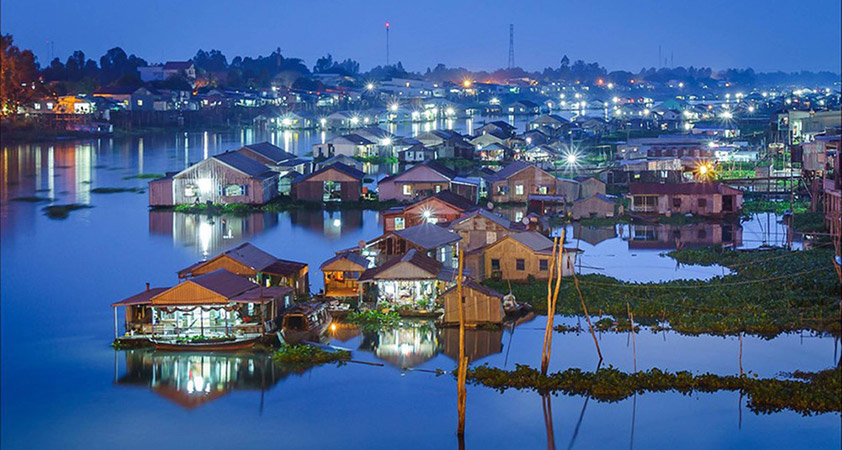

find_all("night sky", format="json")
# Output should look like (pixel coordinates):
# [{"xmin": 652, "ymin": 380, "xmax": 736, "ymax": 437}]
[{"xmin": 2, "ymin": 0, "xmax": 840, "ymax": 73}]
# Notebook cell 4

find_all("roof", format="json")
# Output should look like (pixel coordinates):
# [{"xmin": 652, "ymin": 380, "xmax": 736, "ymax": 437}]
[
  {"xmin": 575, "ymin": 193, "xmax": 615, "ymax": 203},
  {"xmin": 188, "ymin": 269, "xmax": 259, "ymax": 298},
  {"xmin": 292, "ymin": 162, "xmax": 365, "ymax": 184},
  {"xmin": 179, "ymin": 243, "xmax": 306, "ymax": 278},
  {"xmin": 393, "ymin": 222, "xmax": 461, "ymax": 249},
  {"xmin": 238, "ymin": 142, "xmax": 296, "ymax": 164},
  {"xmin": 509, "ymin": 231, "xmax": 554, "ymax": 251},
  {"xmin": 230, "ymin": 285, "xmax": 293, "ymax": 303},
  {"xmin": 338, "ymin": 134, "xmax": 375, "ymax": 146},
  {"xmin": 628, "ymin": 182, "xmax": 742, "ymax": 196},
  {"xmin": 319, "ymin": 252, "xmax": 369, "ymax": 270},
  {"xmin": 451, "ymin": 209, "xmax": 513, "ymax": 230},
  {"xmin": 163, "ymin": 61, "xmax": 194, "ymax": 70},
  {"xmin": 484, "ymin": 161, "xmax": 533, "ymax": 181},
  {"xmin": 428, "ymin": 190, "xmax": 477, "ymax": 211},
  {"xmin": 211, "ymin": 152, "xmax": 275, "ymax": 179},
  {"xmin": 440, "ymin": 280, "xmax": 505, "ymax": 299},
  {"xmin": 481, "ymin": 120, "xmax": 516, "ymax": 131},
  {"xmin": 111, "ymin": 287, "xmax": 169, "ymax": 306},
  {"xmin": 358, "ymin": 249, "xmax": 442, "ymax": 281}
]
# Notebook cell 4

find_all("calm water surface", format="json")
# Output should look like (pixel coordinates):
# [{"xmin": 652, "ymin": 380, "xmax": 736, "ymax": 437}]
[{"xmin": 1, "ymin": 129, "xmax": 838, "ymax": 450}]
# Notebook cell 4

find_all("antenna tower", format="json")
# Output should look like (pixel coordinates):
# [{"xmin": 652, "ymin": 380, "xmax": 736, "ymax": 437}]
[{"xmin": 507, "ymin": 24, "xmax": 515, "ymax": 69}]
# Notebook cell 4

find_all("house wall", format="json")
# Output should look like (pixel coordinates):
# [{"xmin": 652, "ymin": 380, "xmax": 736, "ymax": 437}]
[
  {"xmin": 291, "ymin": 168, "xmax": 362, "ymax": 202},
  {"xmin": 383, "ymin": 198, "xmax": 465, "ymax": 232},
  {"xmin": 186, "ymin": 256, "xmax": 255, "ymax": 278},
  {"xmin": 572, "ymin": 198, "xmax": 615, "ymax": 219},
  {"xmin": 630, "ymin": 192, "xmax": 743, "ymax": 216},
  {"xmin": 451, "ymin": 217, "xmax": 513, "ymax": 252},
  {"xmin": 578, "ymin": 178, "xmax": 606, "ymax": 198},
  {"xmin": 148, "ymin": 178, "xmax": 174, "ymax": 206},
  {"xmin": 483, "ymin": 239, "xmax": 576, "ymax": 280},
  {"xmin": 441, "ymin": 288, "xmax": 504, "ymax": 325},
  {"xmin": 172, "ymin": 159, "xmax": 276, "ymax": 205},
  {"xmin": 491, "ymin": 166, "xmax": 559, "ymax": 203}
]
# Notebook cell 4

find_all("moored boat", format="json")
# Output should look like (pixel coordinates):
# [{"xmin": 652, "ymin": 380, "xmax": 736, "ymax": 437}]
[
  {"xmin": 281, "ymin": 302, "xmax": 332, "ymax": 343},
  {"xmin": 151, "ymin": 336, "xmax": 261, "ymax": 351}
]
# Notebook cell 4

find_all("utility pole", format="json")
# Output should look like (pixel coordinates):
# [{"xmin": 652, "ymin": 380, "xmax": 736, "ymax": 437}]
[
  {"xmin": 507, "ymin": 24, "xmax": 515, "ymax": 69},
  {"xmin": 385, "ymin": 22, "xmax": 390, "ymax": 66}
]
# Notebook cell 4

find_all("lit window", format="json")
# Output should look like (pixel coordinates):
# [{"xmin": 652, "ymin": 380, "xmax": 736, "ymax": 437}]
[
  {"xmin": 515, "ymin": 184, "xmax": 524, "ymax": 195},
  {"xmin": 515, "ymin": 211, "xmax": 524, "ymax": 223},
  {"xmin": 184, "ymin": 185, "xmax": 197, "ymax": 197},
  {"xmin": 402, "ymin": 184, "xmax": 412, "ymax": 196},
  {"xmin": 435, "ymin": 185, "xmax": 442, "ymax": 193},
  {"xmin": 224, "ymin": 184, "xmax": 245, "ymax": 196},
  {"xmin": 137, "ymin": 99, "xmax": 143, "ymax": 106},
  {"xmin": 394, "ymin": 217, "xmax": 405, "ymax": 230}
]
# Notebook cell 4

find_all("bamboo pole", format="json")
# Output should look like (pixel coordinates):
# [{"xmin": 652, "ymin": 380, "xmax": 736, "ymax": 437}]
[
  {"xmin": 541, "ymin": 237, "xmax": 558, "ymax": 373},
  {"xmin": 627, "ymin": 302, "xmax": 637, "ymax": 373},
  {"xmin": 456, "ymin": 249, "xmax": 467, "ymax": 436},
  {"xmin": 572, "ymin": 273, "xmax": 602, "ymax": 362},
  {"xmin": 542, "ymin": 231, "xmax": 565, "ymax": 375}
]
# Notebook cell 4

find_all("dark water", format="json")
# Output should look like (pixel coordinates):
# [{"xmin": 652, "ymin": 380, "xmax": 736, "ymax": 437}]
[{"xmin": 1, "ymin": 131, "xmax": 839, "ymax": 449}]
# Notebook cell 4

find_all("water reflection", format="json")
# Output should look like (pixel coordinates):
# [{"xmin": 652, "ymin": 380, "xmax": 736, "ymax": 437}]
[
  {"xmin": 289, "ymin": 209, "xmax": 364, "ymax": 239},
  {"xmin": 149, "ymin": 211, "xmax": 279, "ymax": 258},
  {"xmin": 115, "ymin": 350, "xmax": 283, "ymax": 409},
  {"xmin": 625, "ymin": 222, "xmax": 743, "ymax": 249},
  {"xmin": 358, "ymin": 320, "xmax": 504, "ymax": 369}
]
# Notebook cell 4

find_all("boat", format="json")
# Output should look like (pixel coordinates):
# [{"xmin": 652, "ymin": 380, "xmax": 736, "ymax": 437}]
[
  {"xmin": 502, "ymin": 290, "xmax": 532, "ymax": 317},
  {"xmin": 280, "ymin": 302, "xmax": 333, "ymax": 343},
  {"xmin": 151, "ymin": 336, "xmax": 260, "ymax": 351}
]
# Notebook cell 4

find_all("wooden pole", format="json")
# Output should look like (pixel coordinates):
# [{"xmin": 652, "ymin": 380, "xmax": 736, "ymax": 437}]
[
  {"xmin": 572, "ymin": 273, "xmax": 602, "ymax": 361},
  {"xmin": 627, "ymin": 302, "xmax": 637, "ymax": 373},
  {"xmin": 113, "ymin": 307, "xmax": 118, "ymax": 339},
  {"xmin": 456, "ymin": 249, "xmax": 467, "ymax": 436},
  {"xmin": 541, "ymin": 238, "xmax": 558, "ymax": 373},
  {"xmin": 543, "ymin": 231, "xmax": 565, "ymax": 375}
]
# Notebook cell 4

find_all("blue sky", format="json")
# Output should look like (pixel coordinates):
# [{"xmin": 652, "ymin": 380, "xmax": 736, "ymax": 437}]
[{"xmin": 2, "ymin": 0, "xmax": 840, "ymax": 73}]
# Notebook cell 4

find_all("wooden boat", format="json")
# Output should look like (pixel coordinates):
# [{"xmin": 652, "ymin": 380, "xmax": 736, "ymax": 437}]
[
  {"xmin": 151, "ymin": 336, "xmax": 260, "ymax": 351},
  {"xmin": 281, "ymin": 302, "xmax": 333, "ymax": 343}
]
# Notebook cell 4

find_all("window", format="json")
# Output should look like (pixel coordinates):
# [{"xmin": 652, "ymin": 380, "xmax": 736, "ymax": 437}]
[
  {"xmin": 323, "ymin": 181, "xmax": 341, "ymax": 201},
  {"xmin": 137, "ymin": 99, "xmax": 143, "ymax": 107},
  {"xmin": 34, "ymin": 103, "xmax": 41, "ymax": 110},
  {"xmin": 486, "ymin": 231, "xmax": 496, "ymax": 244},
  {"xmin": 402, "ymin": 184, "xmax": 412, "ymax": 196},
  {"xmin": 673, "ymin": 198, "xmax": 682, "ymax": 208},
  {"xmin": 516, "ymin": 259, "xmax": 525, "ymax": 270},
  {"xmin": 538, "ymin": 186, "xmax": 548, "ymax": 194},
  {"xmin": 539, "ymin": 259, "xmax": 548, "ymax": 271},
  {"xmin": 394, "ymin": 217, "xmax": 405, "ymax": 230},
  {"xmin": 515, "ymin": 184, "xmax": 525, "ymax": 195},
  {"xmin": 224, "ymin": 184, "xmax": 245, "ymax": 196},
  {"xmin": 435, "ymin": 185, "xmax": 442, "ymax": 193},
  {"xmin": 496, "ymin": 185, "xmax": 508, "ymax": 195},
  {"xmin": 697, "ymin": 198, "xmax": 707, "ymax": 208},
  {"xmin": 184, "ymin": 185, "xmax": 197, "ymax": 197},
  {"xmin": 515, "ymin": 211, "xmax": 524, "ymax": 223},
  {"xmin": 491, "ymin": 259, "xmax": 500, "ymax": 271}
]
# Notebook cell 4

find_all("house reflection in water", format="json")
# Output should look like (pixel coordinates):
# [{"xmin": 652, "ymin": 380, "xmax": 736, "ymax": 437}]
[
  {"xmin": 149, "ymin": 211, "xmax": 279, "ymax": 257},
  {"xmin": 289, "ymin": 209, "xmax": 363, "ymax": 239},
  {"xmin": 361, "ymin": 321, "xmax": 439, "ymax": 369},
  {"xmin": 626, "ymin": 222, "xmax": 743, "ymax": 249},
  {"xmin": 115, "ymin": 350, "xmax": 283, "ymax": 409},
  {"xmin": 359, "ymin": 320, "xmax": 504, "ymax": 369},
  {"xmin": 572, "ymin": 223, "xmax": 618, "ymax": 246}
]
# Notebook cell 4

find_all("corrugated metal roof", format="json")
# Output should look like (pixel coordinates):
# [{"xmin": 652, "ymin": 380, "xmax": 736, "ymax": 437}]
[
  {"xmin": 111, "ymin": 287, "xmax": 169, "ymax": 306},
  {"xmin": 359, "ymin": 249, "xmax": 442, "ymax": 281},
  {"xmin": 319, "ymin": 252, "xmax": 369, "ymax": 270},
  {"xmin": 189, "ymin": 269, "xmax": 258, "ymax": 298},
  {"xmin": 212, "ymin": 151, "xmax": 275, "ymax": 178},
  {"xmin": 509, "ymin": 231, "xmax": 554, "ymax": 251}
]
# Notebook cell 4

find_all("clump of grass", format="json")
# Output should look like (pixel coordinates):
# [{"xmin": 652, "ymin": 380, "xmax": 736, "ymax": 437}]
[
  {"xmin": 122, "ymin": 173, "xmax": 165, "ymax": 180},
  {"xmin": 91, "ymin": 187, "xmax": 145, "ymax": 194},
  {"xmin": 11, "ymin": 196, "xmax": 52, "ymax": 203},
  {"xmin": 273, "ymin": 344, "xmax": 350, "ymax": 368},
  {"xmin": 43, "ymin": 204, "xmax": 92, "ymax": 219},
  {"xmin": 346, "ymin": 310, "xmax": 401, "ymax": 331},
  {"xmin": 554, "ymin": 323, "xmax": 583, "ymax": 333}
]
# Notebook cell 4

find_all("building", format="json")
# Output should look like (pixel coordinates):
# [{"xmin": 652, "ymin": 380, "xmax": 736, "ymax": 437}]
[
  {"xmin": 627, "ymin": 182, "xmax": 743, "ymax": 217},
  {"xmin": 482, "ymin": 231, "xmax": 579, "ymax": 281},
  {"xmin": 290, "ymin": 162, "xmax": 365, "ymax": 203},
  {"xmin": 382, "ymin": 190, "xmax": 478, "ymax": 232},
  {"xmin": 312, "ymin": 134, "xmax": 376, "ymax": 158},
  {"xmin": 398, "ymin": 144, "xmax": 437, "ymax": 163},
  {"xmin": 440, "ymin": 281, "xmax": 505, "ymax": 326},
  {"xmin": 448, "ymin": 209, "xmax": 520, "ymax": 252},
  {"xmin": 177, "ymin": 242, "xmax": 309, "ymax": 297},
  {"xmin": 320, "ymin": 252, "xmax": 370, "ymax": 298},
  {"xmin": 604, "ymin": 157, "xmax": 685, "ymax": 187},
  {"xmin": 378, "ymin": 161, "xmax": 479, "ymax": 202},
  {"xmin": 475, "ymin": 142, "xmax": 513, "ymax": 162},
  {"xmin": 149, "ymin": 152, "xmax": 278, "ymax": 206},
  {"xmin": 235, "ymin": 142, "xmax": 300, "ymax": 173},
  {"xmin": 111, "ymin": 269, "xmax": 293, "ymax": 338},
  {"xmin": 484, "ymin": 161, "xmax": 564, "ymax": 203},
  {"xmin": 358, "ymin": 249, "xmax": 459, "ymax": 307},
  {"xmin": 527, "ymin": 114, "xmax": 571, "ymax": 138},
  {"xmin": 364, "ymin": 222, "xmax": 461, "ymax": 268},
  {"xmin": 476, "ymin": 121, "xmax": 517, "ymax": 138},
  {"xmin": 626, "ymin": 222, "xmax": 743, "ymax": 249},
  {"xmin": 571, "ymin": 194, "xmax": 618, "ymax": 220},
  {"xmin": 573, "ymin": 176, "xmax": 607, "ymax": 198},
  {"xmin": 138, "ymin": 61, "xmax": 196, "ymax": 82},
  {"xmin": 315, "ymin": 154, "xmax": 364, "ymax": 172}
]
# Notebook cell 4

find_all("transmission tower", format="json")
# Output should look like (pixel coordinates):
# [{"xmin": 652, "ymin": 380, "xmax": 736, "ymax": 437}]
[
  {"xmin": 385, "ymin": 22, "xmax": 390, "ymax": 66},
  {"xmin": 507, "ymin": 24, "xmax": 515, "ymax": 69}
]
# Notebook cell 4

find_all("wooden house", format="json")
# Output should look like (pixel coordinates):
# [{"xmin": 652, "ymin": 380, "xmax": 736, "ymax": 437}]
[
  {"xmin": 358, "ymin": 249, "xmax": 458, "ymax": 306},
  {"xmin": 378, "ymin": 161, "xmax": 478, "ymax": 202},
  {"xmin": 441, "ymin": 328, "xmax": 503, "ymax": 363},
  {"xmin": 573, "ymin": 176, "xmax": 606, "ymax": 198},
  {"xmin": 484, "ymin": 161, "xmax": 564, "ymax": 203},
  {"xmin": 448, "ymin": 209, "xmax": 520, "ymax": 252},
  {"xmin": 476, "ymin": 121, "xmax": 516, "ymax": 138},
  {"xmin": 475, "ymin": 142, "xmax": 513, "ymax": 162},
  {"xmin": 626, "ymin": 222, "xmax": 743, "ymax": 249},
  {"xmin": 111, "ymin": 269, "xmax": 294, "ymax": 338},
  {"xmin": 398, "ymin": 144, "xmax": 437, "ymax": 163},
  {"xmin": 178, "ymin": 242, "xmax": 309, "ymax": 296},
  {"xmin": 440, "ymin": 280, "xmax": 505, "ymax": 326},
  {"xmin": 152, "ymin": 151, "xmax": 278, "ymax": 206},
  {"xmin": 482, "ymin": 231, "xmax": 579, "ymax": 281},
  {"xmin": 527, "ymin": 114, "xmax": 571, "ymax": 138},
  {"xmin": 320, "ymin": 252, "xmax": 370, "ymax": 297},
  {"xmin": 290, "ymin": 162, "xmax": 365, "ymax": 203},
  {"xmin": 571, "ymin": 194, "xmax": 618, "ymax": 220},
  {"xmin": 364, "ymin": 222, "xmax": 462, "ymax": 268},
  {"xmin": 382, "ymin": 190, "xmax": 478, "ymax": 232},
  {"xmin": 312, "ymin": 134, "xmax": 376, "ymax": 158},
  {"xmin": 627, "ymin": 182, "xmax": 743, "ymax": 217}
]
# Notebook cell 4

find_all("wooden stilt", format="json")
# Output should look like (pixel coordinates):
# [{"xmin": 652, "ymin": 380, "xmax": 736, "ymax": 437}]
[
  {"xmin": 572, "ymin": 273, "xmax": 602, "ymax": 362},
  {"xmin": 541, "ymin": 238, "xmax": 558, "ymax": 374},
  {"xmin": 456, "ymin": 249, "xmax": 467, "ymax": 436},
  {"xmin": 542, "ymin": 232, "xmax": 565, "ymax": 375}
]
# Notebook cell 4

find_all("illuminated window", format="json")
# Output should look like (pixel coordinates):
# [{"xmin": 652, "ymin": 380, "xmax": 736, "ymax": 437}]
[
  {"xmin": 224, "ymin": 184, "xmax": 245, "ymax": 196},
  {"xmin": 137, "ymin": 99, "xmax": 143, "ymax": 106},
  {"xmin": 394, "ymin": 217, "xmax": 405, "ymax": 230},
  {"xmin": 184, "ymin": 185, "xmax": 197, "ymax": 197},
  {"xmin": 486, "ymin": 231, "xmax": 496, "ymax": 244},
  {"xmin": 402, "ymin": 184, "xmax": 412, "ymax": 196},
  {"xmin": 435, "ymin": 185, "xmax": 442, "ymax": 193},
  {"xmin": 515, "ymin": 211, "xmax": 524, "ymax": 223},
  {"xmin": 538, "ymin": 186, "xmax": 548, "ymax": 194}
]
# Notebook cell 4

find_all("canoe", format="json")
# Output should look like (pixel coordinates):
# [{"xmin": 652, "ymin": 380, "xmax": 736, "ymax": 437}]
[{"xmin": 151, "ymin": 337, "xmax": 259, "ymax": 351}]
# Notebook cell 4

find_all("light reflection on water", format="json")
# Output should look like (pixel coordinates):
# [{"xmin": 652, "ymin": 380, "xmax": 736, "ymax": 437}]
[{"xmin": 1, "ymin": 130, "xmax": 838, "ymax": 449}]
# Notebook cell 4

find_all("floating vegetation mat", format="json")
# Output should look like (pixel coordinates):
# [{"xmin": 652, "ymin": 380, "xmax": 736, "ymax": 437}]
[
  {"xmin": 466, "ymin": 364, "xmax": 842, "ymax": 416},
  {"xmin": 122, "ymin": 173, "xmax": 165, "ymax": 180},
  {"xmin": 272, "ymin": 344, "xmax": 350, "ymax": 368},
  {"xmin": 43, "ymin": 204, "xmax": 92, "ymax": 219},
  {"xmin": 90, "ymin": 187, "xmax": 145, "ymax": 194}
]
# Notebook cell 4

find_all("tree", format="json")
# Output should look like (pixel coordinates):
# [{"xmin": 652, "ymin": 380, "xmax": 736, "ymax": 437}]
[
  {"xmin": 193, "ymin": 49, "xmax": 228, "ymax": 72},
  {"xmin": 1, "ymin": 34, "xmax": 43, "ymax": 117}
]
